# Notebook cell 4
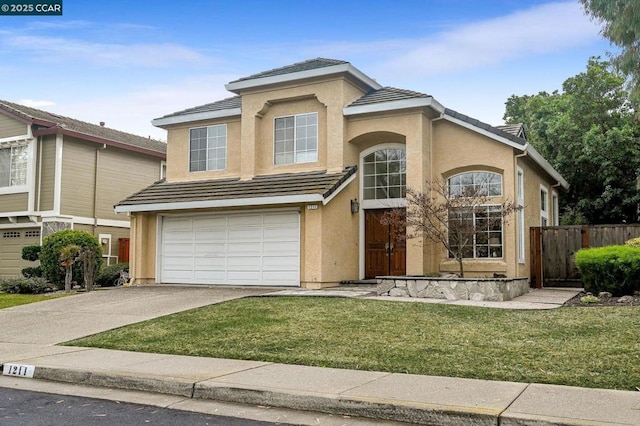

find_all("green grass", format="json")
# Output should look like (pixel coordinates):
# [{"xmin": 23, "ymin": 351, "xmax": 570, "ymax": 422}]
[
  {"xmin": 0, "ymin": 292, "xmax": 68, "ymax": 309},
  {"xmin": 67, "ymin": 297, "xmax": 640, "ymax": 391}
]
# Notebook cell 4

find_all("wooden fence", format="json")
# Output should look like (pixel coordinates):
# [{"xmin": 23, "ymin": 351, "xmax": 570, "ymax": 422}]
[{"xmin": 529, "ymin": 224, "xmax": 640, "ymax": 288}]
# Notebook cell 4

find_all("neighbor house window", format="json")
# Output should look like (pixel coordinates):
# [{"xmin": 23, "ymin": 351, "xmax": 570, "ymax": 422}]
[
  {"xmin": 274, "ymin": 112, "xmax": 317, "ymax": 164},
  {"xmin": 552, "ymin": 191, "xmax": 559, "ymax": 225},
  {"xmin": 448, "ymin": 171, "xmax": 502, "ymax": 197},
  {"xmin": 517, "ymin": 167, "xmax": 525, "ymax": 263},
  {"xmin": 540, "ymin": 185, "xmax": 549, "ymax": 226},
  {"xmin": 448, "ymin": 205, "xmax": 504, "ymax": 259},
  {"xmin": 0, "ymin": 145, "xmax": 27, "ymax": 188},
  {"xmin": 363, "ymin": 148, "xmax": 406, "ymax": 200},
  {"xmin": 447, "ymin": 170, "xmax": 504, "ymax": 259},
  {"xmin": 189, "ymin": 124, "xmax": 227, "ymax": 172}
]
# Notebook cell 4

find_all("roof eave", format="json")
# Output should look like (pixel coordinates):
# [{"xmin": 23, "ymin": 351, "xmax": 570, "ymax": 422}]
[
  {"xmin": 115, "ymin": 193, "xmax": 325, "ymax": 213},
  {"xmin": 152, "ymin": 107, "xmax": 242, "ymax": 128},
  {"xmin": 343, "ymin": 97, "xmax": 445, "ymax": 116},
  {"xmin": 225, "ymin": 63, "xmax": 382, "ymax": 94},
  {"xmin": 525, "ymin": 143, "xmax": 569, "ymax": 190}
]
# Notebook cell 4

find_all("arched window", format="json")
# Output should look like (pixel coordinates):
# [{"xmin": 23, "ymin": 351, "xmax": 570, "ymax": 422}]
[
  {"xmin": 448, "ymin": 171, "xmax": 502, "ymax": 198},
  {"xmin": 362, "ymin": 148, "xmax": 406, "ymax": 200}
]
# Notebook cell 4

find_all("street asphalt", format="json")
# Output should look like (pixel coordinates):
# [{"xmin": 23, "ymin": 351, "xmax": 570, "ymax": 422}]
[{"xmin": 1, "ymin": 285, "xmax": 639, "ymax": 425}]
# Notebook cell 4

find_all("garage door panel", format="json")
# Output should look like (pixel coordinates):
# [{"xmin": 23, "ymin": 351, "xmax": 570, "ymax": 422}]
[{"xmin": 161, "ymin": 211, "xmax": 299, "ymax": 286}]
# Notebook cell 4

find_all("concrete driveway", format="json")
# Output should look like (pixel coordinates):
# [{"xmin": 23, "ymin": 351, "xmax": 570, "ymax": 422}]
[{"xmin": 0, "ymin": 286, "xmax": 273, "ymax": 346}]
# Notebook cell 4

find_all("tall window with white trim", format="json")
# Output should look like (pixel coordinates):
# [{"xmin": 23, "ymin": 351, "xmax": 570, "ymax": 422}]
[
  {"xmin": 274, "ymin": 112, "xmax": 318, "ymax": 164},
  {"xmin": 540, "ymin": 185, "xmax": 549, "ymax": 226},
  {"xmin": 189, "ymin": 124, "xmax": 227, "ymax": 172},
  {"xmin": 447, "ymin": 171, "xmax": 504, "ymax": 259},
  {"xmin": 362, "ymin": 148, "xmax": 406, "ymax": 200},
  {"xmin": 0, "ymin": 145, "xmax": 27, "ymax": 188},
  {"xmin": 517, "ymin": 168, "xmax": 525, "ymax": 263}
]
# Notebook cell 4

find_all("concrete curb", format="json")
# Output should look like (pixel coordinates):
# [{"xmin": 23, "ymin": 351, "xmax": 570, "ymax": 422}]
[{"xmin": 29, "ymin": 365, "xmax": 498, "ymax": 425}]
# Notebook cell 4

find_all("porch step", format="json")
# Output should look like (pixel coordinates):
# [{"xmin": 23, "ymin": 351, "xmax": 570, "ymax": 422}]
[{"xmin": 339, "ymin": 279, "xmax": 377, "ymax": 286}]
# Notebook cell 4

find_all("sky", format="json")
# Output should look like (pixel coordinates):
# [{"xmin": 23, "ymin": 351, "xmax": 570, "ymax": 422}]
[{"xmin": 0, "ymin": 0, "xmax": 614, "ymax": 141}]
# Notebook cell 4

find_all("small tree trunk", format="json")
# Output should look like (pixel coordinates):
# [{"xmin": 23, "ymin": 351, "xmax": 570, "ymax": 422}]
[
  {"xmin": 64, "ymin": 265, "xmax": 72, "ymax": 292},
  {"xmin": 457, "ymin": 256, "xmax": 465, "ymax": 278}
]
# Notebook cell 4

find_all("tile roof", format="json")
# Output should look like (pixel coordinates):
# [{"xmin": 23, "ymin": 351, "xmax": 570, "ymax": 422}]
[
  {"xmin": 348, "ymin": 87, "xmax": 431, "ymax": 107},
  {"xmin": 156, "ymin": 96, "xmax": 241, "ymax": 120},
  {"xmin": 444, "ymin": 108, "xmax": 526, "ymax": 147},
  {"xmin": 495, "ymin": 123, "xmax": 526, "ymax": 139},
  {"xmin": 230, "ymin": 58, "xmax": 349, "ymax": 83},
  {"xmin": 0, "ymin": 100, "xmax": 167, "ymax": 155},
  {"xmin": 116, "ymin": 166, "xmax": 357, "ymax": 209}
]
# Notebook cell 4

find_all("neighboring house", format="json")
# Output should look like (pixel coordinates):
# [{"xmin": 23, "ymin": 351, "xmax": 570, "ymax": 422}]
[
  {"xmin": 116, "ymin": 58, "xmax": 567, "ymax": 288},
  {"xmin": 0, "ymin": 101, "xmax": 167, "ymax": 278}
]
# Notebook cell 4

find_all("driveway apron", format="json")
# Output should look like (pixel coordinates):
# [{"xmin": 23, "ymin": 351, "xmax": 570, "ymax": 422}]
[{"xmin": 0, "ymin": 286, "xmax": 272, "ymax": 346}]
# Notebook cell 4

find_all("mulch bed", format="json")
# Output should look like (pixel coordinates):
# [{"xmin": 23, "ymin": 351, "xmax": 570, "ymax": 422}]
[{"xmin": 563, "ymin": 291, "xmax": 640, "ymax": 307}]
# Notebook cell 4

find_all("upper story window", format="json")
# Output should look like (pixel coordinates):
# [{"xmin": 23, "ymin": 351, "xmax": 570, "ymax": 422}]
[
  {"xmin": 189, "ymin": 124, "xmax": 227, "ymax": 172},
  {"xmin": 274, "ymin": 112, "xmax": 317, "ymax": 165},
  {"xmin": 363, "ymin": 148, "xmax": 406, "ymax": 200},
  {"xmin": 0, "ymin": 145, "xmax": 27, "ymax": 188},
  {"xmin": 448, "ymin": 171, "xmax": 502, "ymax": 198}
]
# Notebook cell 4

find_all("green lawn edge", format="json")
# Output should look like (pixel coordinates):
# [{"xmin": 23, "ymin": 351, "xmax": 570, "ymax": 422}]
[{"xmin": 66, "ymin": 297, "xmax": 640, "ymax": 391}]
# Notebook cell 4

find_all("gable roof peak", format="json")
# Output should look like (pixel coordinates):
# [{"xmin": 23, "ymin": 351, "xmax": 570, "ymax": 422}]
[{"xmin": 225, "ymin": 58, "xmax": 381, "ymax": 94}]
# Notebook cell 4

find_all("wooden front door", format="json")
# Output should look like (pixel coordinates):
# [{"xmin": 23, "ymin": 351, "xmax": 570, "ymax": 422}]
[{"xmin": 365, "ymin": 209, "xmax": 406, "ymax": 278}]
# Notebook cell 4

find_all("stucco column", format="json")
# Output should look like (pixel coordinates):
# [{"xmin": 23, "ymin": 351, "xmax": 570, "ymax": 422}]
[
  {"xmin": 405, "ymin": 114, "xmax": 431, "ymax": 275},
  {"xmin": 239, "ymin": 106, "xmax": 257, "ymax": 180},
  {"xmin": 301, "ymin": 207, "xmax": 323, "ymax": 288}
]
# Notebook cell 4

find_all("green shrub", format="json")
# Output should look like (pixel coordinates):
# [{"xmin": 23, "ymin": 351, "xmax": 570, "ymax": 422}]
[
  {"xmin": 21, "ymin": 266, "xmax": 43, "ymax": 278},
  {"xmin": 40, "ymin": 230, "xmax": 102, "ymax": 289},
  {"xmin": 96, "ymin": 263, "xmax": 129, "ymax": 287},
  {"xmin": 575, "ymin": 245, "xmax": 640, "ymax": 296},
  {"xmin": 21, "ymin": 245, "xmax": 41, "ymax": 261},
  {"xmin": 625, "ymin": 237, "xmax": 640, "ymax": 248},
  {"xmin": 0, "ymin": 277, "xmax": 52, "ymax": 294}
]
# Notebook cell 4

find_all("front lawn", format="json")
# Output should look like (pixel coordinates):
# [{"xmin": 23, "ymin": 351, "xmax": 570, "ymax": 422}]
[
  {"xmin": 0, "ymin": 292, "xmax": 68, "ymax": 309},
  {"xmin": 67, "ymin": 297, "xmax": 640, "ymax": 391}
]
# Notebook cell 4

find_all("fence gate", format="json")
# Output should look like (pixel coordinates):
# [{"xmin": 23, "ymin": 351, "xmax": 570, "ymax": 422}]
[{"xmin": 530, "ymin": 224, "xmax": 640, "ymax": 288}]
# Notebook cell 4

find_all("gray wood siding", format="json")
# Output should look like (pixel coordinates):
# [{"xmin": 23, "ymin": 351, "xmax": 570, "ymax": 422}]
[
  {"xmin": 95, "ymin": 147, "xmax": 161, "ymax": 221},
  {"xmin": 60, "ymin": 138, "xmax": 97, "ymax": 217},
  {"xmin": 0, "ymin": 193, "xmax": 28, "ymax": 212},
  {"xmin": 0, "ymin": 115, "xmax": 27, "ymax": 139},
  {"xmin": 38, "ymin": 136, "xmax": 56, "ymax": 211}
]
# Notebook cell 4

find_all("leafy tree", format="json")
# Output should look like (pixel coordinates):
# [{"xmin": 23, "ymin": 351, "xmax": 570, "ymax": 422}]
[
  {"xmin": 60, "ymin": 244, "xmax": 81, "ymax": 293},
  {"xmin": 580, "ymin": 0, "xmax": 640, "ymax": 101},
  {"xmin": 504, "ymin": 58, "xmax": 640, "ymax": 224},
  {"xmin": 383, "ymin": 178, "xmax": 520, "ymax": 277},
  {"xmin": 41, "ymin": 230, "xmax": 102, "ymax": 289}
]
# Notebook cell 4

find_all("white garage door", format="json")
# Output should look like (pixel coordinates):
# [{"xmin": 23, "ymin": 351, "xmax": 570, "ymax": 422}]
[{"xmin": 160, "ymin": 210, "xmax": 300, "ymax": 286}]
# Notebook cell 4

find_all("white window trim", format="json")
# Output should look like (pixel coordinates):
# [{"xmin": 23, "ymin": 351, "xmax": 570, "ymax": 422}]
[
  {"xmin": 517, "ymin": 167, "xmax": 525, "ymax": 263},
  {"xmin": 552, "ymin": 191, "xmax": 559, "ymax": 226},
  {"xmin": 188, "ymin": 124, "xmax": 227, "ymax": 172},
  {"xmin": 0, "ymin": 143, "xmax": 30, "ymax": 194},
  {"xmin": 273, "ymin": 112, "xmax": 318, "ymax": 165},
  {"xmin": 540, "ymin": 184, "xmax": 549, "ymax": 226},
  {"xmin": 160, "ymin": 160, "xmax": 167, "ymax": 179}
]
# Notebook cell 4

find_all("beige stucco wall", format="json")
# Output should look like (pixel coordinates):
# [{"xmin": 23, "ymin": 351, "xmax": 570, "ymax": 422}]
[
  {"xmin": 0, "ymin": 115, "xmax": 27, "ymax": 139},
  {"xmin": 431, "ymin": 120, "xmax": 518, "ymax": 278},
  {"xmin": 165, "ymin": 117, "xmax": 241, "ymax": 182},
  {"xmin": 128, "ymin": 213, "xmax": 158, "ymax": 284}
]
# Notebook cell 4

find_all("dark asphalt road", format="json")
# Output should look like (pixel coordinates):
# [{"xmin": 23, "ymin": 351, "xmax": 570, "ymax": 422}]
[{"xmin": 0, "ymin": 386, "xmax": 293, "ymax": 426}]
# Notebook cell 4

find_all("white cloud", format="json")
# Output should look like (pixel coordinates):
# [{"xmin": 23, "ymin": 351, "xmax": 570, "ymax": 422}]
[
  {"xmin": 5, "ymin": 35, "xmax": 208, "ymax": 68},
  {"xmin": 371, "ymin": 1, "xmax": 600, "ymax": 77},
  {"xmin": 18, "ymin": 99, "xmax": 56, "ymax": 107}
]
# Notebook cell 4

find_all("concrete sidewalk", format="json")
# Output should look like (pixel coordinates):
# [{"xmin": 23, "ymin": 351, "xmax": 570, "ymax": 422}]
[{"xmin": 2, "ymin": 285, "xmax": 639, "ymax": 425}]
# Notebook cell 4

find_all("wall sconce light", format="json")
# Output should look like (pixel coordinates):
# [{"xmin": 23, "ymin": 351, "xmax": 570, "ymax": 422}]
[
  {"xmin": 350, "ymin": 198, "xmax": 360, "ymax": 214},
  {"xmin": 101, "ymin": 238, "xmax": 109, "ymax": 245}
]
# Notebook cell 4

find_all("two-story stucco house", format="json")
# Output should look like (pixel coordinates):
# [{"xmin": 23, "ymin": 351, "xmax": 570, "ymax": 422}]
[
  {"xmin": 116, "ymin": 58, "xmax": 567, "ymax": 288},
  {"xmin": 0, "ymin": 101, "xmax": 167, "ymax": 277}
]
